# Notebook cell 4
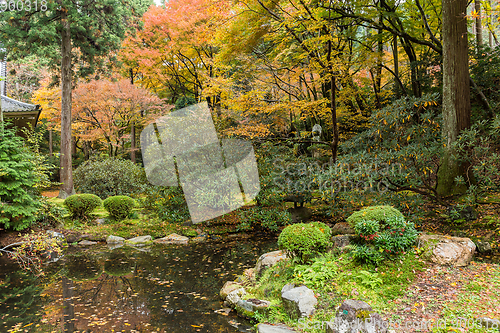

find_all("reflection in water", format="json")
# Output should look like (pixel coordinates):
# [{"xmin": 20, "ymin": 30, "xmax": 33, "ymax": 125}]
[
  {"xmin": 62, "ymin": 276, "xmax": 75, "ymax": 333},
  {"xmin": 0, "ymin": 235, "xmax": 277, "ymax": 332}
]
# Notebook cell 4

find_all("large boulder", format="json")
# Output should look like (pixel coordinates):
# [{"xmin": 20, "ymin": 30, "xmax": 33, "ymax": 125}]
[
  {"xmin": 220, "ymin": 281, "xmax": 243, "ymax": 299},
  {"xmin": 257, "ymin": 323, "xmax": 298, "ymax": 333},
  {"xmin": 418, "ymin": 233, "xmax": 476, "ymax": 267},
  {"xmin": 281, "ymin": 285, "xmax": 317, "ymax": 319},
  {"xmin": 326, "ymin": 299, "xmax": 387, "ymax": 333},
  {"xmin": 225, "ymin": 288, "xmax": 246, "ymax": 307},
  {"xmin": 255, "ymin": 250, "xmax": 287, "ymax": 277},
  {"xmin": 331, "ymin": 235, "xmax": 355, "ymax": 250},
  {"xmin": 331, "ymin": 222, "xmax": 354, "ymax": 236},
  {"xmin": 154, "ymin": 233, "xmax": 189, "ymax": 245}
]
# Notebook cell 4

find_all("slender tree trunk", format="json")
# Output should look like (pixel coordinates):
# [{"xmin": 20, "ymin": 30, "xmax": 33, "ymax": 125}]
[
  {"xmin": 131, "ymin": 121, "xmax": 136, "ymax": 163},
  {"xmin": 375, "ymin": 24, "xmax": 383, "ymax": 108},
  {"xmin": 401, "ymin": 38, "xmax": 421, "ymax": 97},
  {"xmin": 129, "ymin": 69, "xmax": 136, "ymax": 163},
  {"xmin": 58, "ymin": 7, "xmax": 75, "ymax": 199},
  {"xmin": 475, "ymin": 0, "xmax": 483, "ymax": 47},
  {"xmin": 488, "ymin": 0, "xmax": 494, "ymax": 47},
  {"xmin": 49, "ymin": 129, "xmax": 53, "ymax": 156},
  {"xmin": 393, "ymin": 35, "xmax": 401, "ymax": 98},
  {"xmin": 331, "ymin": 74, "xmax": 338, "ymax": 162},
  {"xmin": 83, "ymin": 141, "xmax": 89, "ymax": 160},
  {"xmin": 437, "ymin": 0, "xmax": 473, "ymax": 197}
]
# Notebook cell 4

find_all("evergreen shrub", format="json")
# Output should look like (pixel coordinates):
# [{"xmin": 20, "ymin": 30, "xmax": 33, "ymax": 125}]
[
  {"xmin": 64, "ymin": 194, "xmax": 102, "ymax": 219},
  {"xmin": 0, "ymin": 127, "xmax": 41, "ymax": 230},
  {"xmin": 347, "ymin": 206, "xmax": 418, "ymax": 264},
  {"xmin": 278, "ymin": 222, "xmax": 332, "ymax": 263},
  {"xmin": 103, "ymin": 195, "xmax": 136, "ymax": 220},
  {"xmin": 74, "ymin": 157, "xmax": 147, "ymax": 199}
]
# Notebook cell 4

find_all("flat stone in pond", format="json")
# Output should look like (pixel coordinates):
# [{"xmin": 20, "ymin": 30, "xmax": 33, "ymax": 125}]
[
  {"xmin": 235, "ymin": 298, "xmax": 271, "ymax": 317},
  {"xmin": 257, "ymin": 323, "xmax": 297, "ymax": 332},
  {"xmin": 106, "ymin": 235, "xmax": 125, "ymax": 244},
  {"xmin": 78, "ymin": 240, "xmax": 98, "ymax": 246},
  {"xmin": 154, "ymin": 233, "xmax": 189, "ymax": 245},
  {"xmin": 125, "ymin": 235, "xmax": 152, "ymax": 245}
]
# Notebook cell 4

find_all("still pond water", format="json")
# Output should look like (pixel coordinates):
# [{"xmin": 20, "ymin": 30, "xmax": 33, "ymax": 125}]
[{"xmin": 0, "ymin": 235, "xmax": 278, "ymax": 332}]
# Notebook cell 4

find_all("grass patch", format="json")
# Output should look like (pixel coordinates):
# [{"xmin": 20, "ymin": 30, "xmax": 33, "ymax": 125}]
[{"xmin": 239, "ymin": 250, "xmax": 426, "ymax": 332}]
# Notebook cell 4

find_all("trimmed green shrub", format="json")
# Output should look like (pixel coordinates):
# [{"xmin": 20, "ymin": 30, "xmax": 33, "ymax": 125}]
[
  {"xmin": 0, "ymin": 126, "xmax": 41, "ymax": 230},
  {"xmin": 278, "ymin": 222, "xmax": 332, "ymax": 263},
  {"xmin": 74, "ymin": 157, "xmax": 148, "ymax": 199},
  {"xmin": 346, "ymin": 205, "xmax": 404, "ymax": 228},
  {"xmin": 103, "ymin": 195, "xmax": 136, "ymax": 220},
  {"xmin": 64, "ymin": 194, "xmax": 102, "ymax": 219}
]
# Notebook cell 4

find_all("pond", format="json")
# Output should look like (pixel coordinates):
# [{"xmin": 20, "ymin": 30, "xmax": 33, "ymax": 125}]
[{"xmin": 0, "ymin": 235, "xmax": 278, "ymax": 332}]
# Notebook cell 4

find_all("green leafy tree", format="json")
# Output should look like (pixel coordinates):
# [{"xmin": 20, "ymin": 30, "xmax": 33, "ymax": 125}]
[
  {"xmin": 0, "ymin": 126, "xmax": 40, "ymax": 230},
  {"xmin": 0, "ymin": 0, "xmax": 151, "ymax": 198}
]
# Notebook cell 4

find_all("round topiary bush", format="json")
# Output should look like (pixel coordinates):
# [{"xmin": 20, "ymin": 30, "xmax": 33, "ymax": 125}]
[
  {"xmin": 346, "ymin": 205, "xmax": 404, "ymax": 228},
  {"xmin": 278, "ymin": 222, "xmax": 332, "ymax": 263},
  {"xmin": 64, "ymin": 194, "xmax": 102, "ymax": 219},
  {"xmin": 74, "ymin": 157, "xmax": 148, "ymax": 199},
  {"xmin": 103, "ymin": 195, "xmax": 136, "ymax": 220}
]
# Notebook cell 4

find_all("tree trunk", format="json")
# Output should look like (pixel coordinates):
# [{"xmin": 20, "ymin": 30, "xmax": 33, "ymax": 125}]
[
  {"xmin": 374, "ymin": 25, "xmax": 383, "ymax": 108},
  {"xmin": 475, "ymin": 0, "xmax": 483, "ymax": 47},
  {"xmin": 129, "ymin": 68, "xmax": 136, "ymax": 163},
  {"xmin": 131, "ymin": 121, "xmax": 136, "ymax": 163},
  {"xmin": 49, "ymin": 129, "xmax": 53, "ymax": 156},
  {"xmin": 488, "ymin": 0, "xmax": 494, "ymax": 47},
  {"xmin": 58, "ymin": 7, "xmax": 75, "ymax": 199},
  {"xmin": 401, "ymin": 38, "xmax": 422, "ymax": 97},
  {"xmin": 330, "ymin": 74, "xmax": 338, "ymax": 162},
  {"xmin": 393, "ymin": 35, "xmax": 401, "ymax": 98},
  {"xmin": 437, "ymin": 0, "xmax": 473, "ymax": 197}
]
